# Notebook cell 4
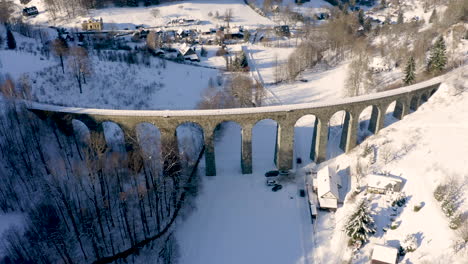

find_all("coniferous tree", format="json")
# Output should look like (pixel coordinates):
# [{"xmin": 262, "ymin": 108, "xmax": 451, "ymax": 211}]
[
  {"xmin": 403, "ymin": 56, "xmax": 416, "ymax": 85},
  {"xmin": 427, "ymin": 36, "xmax": 447, "ymax": 73},
  {"xmin": 345, "ymin": 199, "xmax": 376, "ymax": 245},
  {"xmin": 6, "ymin": 28, "xmax": 16, "ymax": 50}
]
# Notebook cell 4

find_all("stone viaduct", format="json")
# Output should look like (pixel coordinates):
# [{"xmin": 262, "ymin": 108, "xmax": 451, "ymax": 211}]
[{"xmin": 28, "ymin": 77, "xmax": 442, "ymax": 176}]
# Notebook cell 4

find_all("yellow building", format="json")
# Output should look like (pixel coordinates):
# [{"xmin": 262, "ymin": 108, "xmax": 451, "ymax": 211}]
[{"xmin": 82, "ymin": 18, "xmax": 103, "ymax": 31}]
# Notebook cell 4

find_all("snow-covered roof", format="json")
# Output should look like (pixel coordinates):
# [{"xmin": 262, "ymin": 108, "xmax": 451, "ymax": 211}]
[
  {"xmin": 179, "ymin": 43, "xmax": 193, "ymax": 56},
  {"xmin": 25, "ymin": 75, "xmax": 443, "ymax": 117},
  {"xmin": 371, "ymin": 244, "xmax": 398, "ymax": 264},
  {"xmin": 367, "ymin": 174, "xmax": 402, "ymax": 191},
  {"xmin": 317, "ymin": 165, "xmax": 339, "ymax": 199},
  {"xmin": 318, "ymin": 197, "xmax": 337, "ymax": 209}
]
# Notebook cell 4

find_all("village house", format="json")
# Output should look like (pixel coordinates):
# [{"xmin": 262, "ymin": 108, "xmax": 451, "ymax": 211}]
[
  {"xmin": 316, "ymin": 165, "xmax": 341, "ymax": 210},
  {"xmin": 274, "ymin": 25, "xmax": 291, "ymax": 37},
  {"xmin": 22, "ymin": 6, "xmax": 39, "ymax": 17},
  {"xmin": 371, "ymin": 244, "xmax": 398, "ymax": 264},
  {"xmin": 367, "ymin": 174, "xmax": 403, "ymax": 194},
  {"xmin": 82, "ymin": 18, "xmax": 104, "ymax": 31},
  {"xmin": 178, "ymin": 44, "xmax": 200, "ymax": 62}
]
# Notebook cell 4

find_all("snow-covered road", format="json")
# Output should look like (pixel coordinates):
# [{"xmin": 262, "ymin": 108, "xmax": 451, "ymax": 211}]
[{"xmin": 176, "ymin": 121, "xmax": 316, "ymax": 264}]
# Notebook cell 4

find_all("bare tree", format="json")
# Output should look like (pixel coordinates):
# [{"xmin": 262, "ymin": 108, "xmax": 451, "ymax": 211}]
[
  {"xmin": 67, "ymin": 46, "xmax": 92, "ymax": 93},
  {"xmin": 224, "ymin": 9, "xmax": 233, "ymax": 28},
  {"xmin": 52, "ymin": 37, "xmax": 69, "ymax": 73}
]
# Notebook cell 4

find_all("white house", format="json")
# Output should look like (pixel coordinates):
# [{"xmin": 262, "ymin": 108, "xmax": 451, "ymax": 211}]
[
  {"xmin": 317, "ymin": 165, "xmax": 341, "ymax": 210},
  {"xmin": 371, "ymin": 244, "xmax": 398, "ymax": 264},
  {"xmin": 367, "ymin": 174, "xmax": 403, "ymax": 194},
  {"xmin": 178, "ymin": 44, "xmax": 200, "ymax": 62}
]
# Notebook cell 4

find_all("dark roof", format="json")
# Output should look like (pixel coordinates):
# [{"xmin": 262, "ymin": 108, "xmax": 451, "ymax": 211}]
[{"xmin": 23, "ymin": 6, "xmax": 39, "ymax": 16}]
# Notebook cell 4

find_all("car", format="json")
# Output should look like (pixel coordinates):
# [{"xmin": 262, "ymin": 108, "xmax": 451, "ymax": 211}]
[
  {"xmin": 265, "ymin": 170, "xmax": 279, "ymax": 177},
  {"xmin": 279, "ymin": 170, "xmax": 290, "ymax": 176},
  {"xmin": 272, "ymin": 184, "xmax": 283, "ymax": 192},
  {"xmin": 266, "ymin": 179, "xmax": 278, "ymax": 186},
  {"xmin": 299, "ymin": 189, "xmax": 305, "ymax": 197},
  {"xmin": 296, "ymin": 157, "xmax": 302, "ymax": 164}
]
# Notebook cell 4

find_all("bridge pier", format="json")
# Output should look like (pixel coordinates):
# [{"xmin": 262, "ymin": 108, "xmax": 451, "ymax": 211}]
[
  {"xmin": 311, "ymin": 117, "xmax": 328, "ymax": 163},
  {"xmin": 204, "ymin": 130, "xmax": 216, "ymax": 176},
  {"xmin": 275, "ymin": 123, "xmax": 294, "ymax": 171},
  {"xmin": 368, "ymin": 105, "xmax": 385, "ymax": 134},
  {"xmin": 340, "ymin": 111, "xmax": 358, "ymax": 152},
  {"xmin": 241, "ymin": 124, "xmax": 253, "ymax": 174},
  {"xmin": 410, "ymin": 96, "xmax": 420, "ymax": 111},
  {"xmin": 393, "ymin": 99, "xmax": 408, "ymax": 120}
]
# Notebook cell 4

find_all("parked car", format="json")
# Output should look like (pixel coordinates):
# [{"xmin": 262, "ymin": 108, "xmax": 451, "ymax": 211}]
[
  {"xmin": 296, "ymin": 157, "xmax": 302, "ymax": 164},
  {"xmin": 266, "ymin": 179, "xmax": 278, "ymax": 186},
  {"xmin": 265, "ymin": 170, "xmax": 279, "ymax": 177},
  {"xmin": 299, "ymin": 189, "xmax": 305, "ymax": 197},
  {"xmin": 272, "ymin": 184, "xmax": 283, "ymax": 192},
  {"xmin": 279, "ymin": 170, "xmax": 290, "ymax": 176}
]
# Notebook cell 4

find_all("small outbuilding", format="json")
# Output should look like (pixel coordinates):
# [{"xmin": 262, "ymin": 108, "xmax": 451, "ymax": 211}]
[
  {"xmin": 371, "ymin": 244, "xmax": 398, "ymax": 264},
  {"xmin": 317, "ymin": 165, "xmax": 341, "ymax": 210},
  {"xmin": 23, "ymin": 6, "xmax": 39, "ymax": 17},
  {"xmin": 367, "ymin": 174, "xmax": 403, "ymax": 194}
]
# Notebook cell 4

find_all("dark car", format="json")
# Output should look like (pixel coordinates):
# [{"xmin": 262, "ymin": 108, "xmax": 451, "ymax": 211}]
[
  {"xmin": 265, "ymin": 170, "xmax": 279, "ymax": 177},
  {"xmin": 299, "ymin": 189, "xmax": 305, "ymax": 197},
  {"xmin": 272, "ymin": 184, "xmax": 283, "ymax": 192}
]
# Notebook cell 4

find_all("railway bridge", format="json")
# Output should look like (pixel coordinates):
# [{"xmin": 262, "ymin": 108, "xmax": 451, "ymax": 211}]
[{"xmin": 28, "ymin": 77, "xmax": 442, "ymax": 176}]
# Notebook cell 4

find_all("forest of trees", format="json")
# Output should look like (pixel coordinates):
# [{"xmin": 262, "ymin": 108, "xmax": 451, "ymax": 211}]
[{"xmin": 0, "ymin": 79, "xmax": 203, "ymax": 263}]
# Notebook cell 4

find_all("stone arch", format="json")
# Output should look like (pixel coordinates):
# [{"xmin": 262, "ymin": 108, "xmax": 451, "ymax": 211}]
[
  {"xmin": 409, "ymin": 95, "xmax": 420, "ymax": 111},
  {"xmin": 252, "ymin": 118, "xmax": 279, "ymax": 171},
  {"xmin": 135, "ymin": 122, "xmax": 162, "ymax": 162},
  {"xmin": 384, "ymin": 101, "xmax": 399, "ymax": 127},
  {"xmin": 176, "ymin": 121, "xmax": 205, "ymax": 166},
  {"xmin": 420, "ymin": 93, "xmax": 429, "ymax": 104},
  {"xmin": 327, "ymin": 110, "xmax": 355, "ymax": 159},
  {"xmin": 430, "ymin": 88, "xmax": 438, "ymax": 96},
  {"xmin": 102, "ymin": 121, "xmax": 126, "ymax": 153},
  {"xmin": 213, "ymin": 121, "xmax": 243, "ymax": 173},
  {"xmin": 72, "ymin": 119, "xmax": 91, "ymax": 143},
  {"xmin": 357, "ymin": 104, "xmax": 385, "ymax": 143},
  {"xmin": 293, "ymin": 114, "xmax": 317, "ymax": 165}
]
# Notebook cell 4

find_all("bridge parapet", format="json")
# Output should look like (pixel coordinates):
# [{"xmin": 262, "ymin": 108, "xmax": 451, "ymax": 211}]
[{"xmin": 27, "ymin": 77, "xmax": 442, "ymax": 176}]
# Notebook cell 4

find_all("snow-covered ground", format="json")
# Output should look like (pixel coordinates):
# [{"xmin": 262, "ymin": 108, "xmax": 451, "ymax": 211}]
[
  {"xmin": 14, "ymin": 0, "xmax": 275, "ymax": 30},
  {"xmin": 176, "ymin": 121, "xmax": 315, "ymax": 264}
]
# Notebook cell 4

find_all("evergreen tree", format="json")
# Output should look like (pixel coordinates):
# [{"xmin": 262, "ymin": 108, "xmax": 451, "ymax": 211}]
[
  {"xmin": 345, "ymin": 199, "xmax": 376, "ymax": 245},
  {"xmin": 403, "ymin": 56, "xmax": 416, "ymax": 85},
  {"xmin": 240, "ymin": 51, "xmax": 248, "ymax": 68},
  {"xmin": 6, "ymin": 28, "xmax": 15, "ymax": 50},
  {"xmin": 429, "ymin": 9, "xmax": 438, "ymax": 23},
  {"xmin": 358, "ymin": 9, "xmax": 365, "ymax": 25},
  {"xmin": 427, "ymin": 36, "xmax": 447, "ymax": 73}
]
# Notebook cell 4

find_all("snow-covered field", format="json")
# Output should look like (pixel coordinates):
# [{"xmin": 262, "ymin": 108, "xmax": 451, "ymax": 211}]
[{"xmin": 15, "ymin": 0, "xmax": 275, "ymax": 30}]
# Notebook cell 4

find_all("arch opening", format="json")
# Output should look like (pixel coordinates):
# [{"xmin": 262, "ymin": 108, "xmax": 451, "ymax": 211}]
[
  {"xmin": 176, "ymin": 122, "xmax": 205, "ymax": 170},
  {"xmin": 327, "ymin": 110, "xmax": 348, "ymax": 159},
  {"xmin": 357, "ymin": 106, "xmax": 376, "ymax": 144},
  {"xmin": 135, "ymin": 122, "xmax": 162, "ymax": 172},
  {"xmin": 213, "ymin": 121, "xmax": 242, "ymax": 174},
  {"xmin": 384, "ymin": 101, "xmax": 399, "ymax": 127},
  {"xmin": 293, "ymin": 115, "xmax": 317, "ymax": 165},
  {"xmin": 252, "ymin": 119, "xmax": 279, "ymax": 172},
  {"xmin": 410, "ymin": 95, "xmax": 419, "ymax": 111},
  {"xmin": 102, "ymin": 121, "xmax": 126, "ymax": 154}
]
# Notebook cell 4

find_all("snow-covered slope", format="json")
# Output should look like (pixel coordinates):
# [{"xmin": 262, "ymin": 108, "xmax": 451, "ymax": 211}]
[{"xmin": 321, "ymin": 66, "xmax": 468, "ymax": 263}]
